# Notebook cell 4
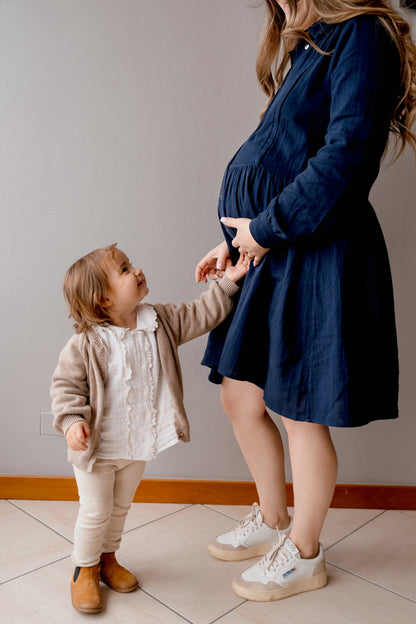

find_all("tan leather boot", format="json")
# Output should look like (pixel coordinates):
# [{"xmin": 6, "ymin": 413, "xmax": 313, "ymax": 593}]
[
  {"xmin": 100, "ymin": 552, "xmax": 138, "ymax": 593},
  {"xmin": 71, "ymin": 564, "xmax": 102, "ymax": 613}
]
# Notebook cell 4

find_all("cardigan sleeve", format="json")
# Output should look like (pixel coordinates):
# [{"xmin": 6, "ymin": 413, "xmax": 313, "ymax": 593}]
[
  {"xmin": 50, "ymin": 334, "xmax": 92, "ymax": 435},
  {"xmin": 249, "ymin": 17, "xmax": 400, "ymax": 247},
  {"xmin": 155, "ymin": 276, "xmax": 238, "ymax": 346}
]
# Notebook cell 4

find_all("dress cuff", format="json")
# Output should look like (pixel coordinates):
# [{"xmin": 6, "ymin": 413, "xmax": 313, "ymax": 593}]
[
  {"xmin": 249, "ymin": 211, "xmax": 279, "ymax": 248},
  {"xmin": 216, "ymin": 275, "xmax": 239, "ymax": 297}
]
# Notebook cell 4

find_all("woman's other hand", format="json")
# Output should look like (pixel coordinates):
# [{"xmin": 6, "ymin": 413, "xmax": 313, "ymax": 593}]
[
  {"xmin": 221, "ymin": 217, "xmax": 269, "ymax": 266},
  {"xmin": 195, "ymin": 240, "xmax": 230, "ymax": 283}
]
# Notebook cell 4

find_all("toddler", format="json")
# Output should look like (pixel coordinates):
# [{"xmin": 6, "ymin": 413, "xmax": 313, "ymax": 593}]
[{"xmin": 50, "ymin": 243, "xmax": 247, "ymax": 613}]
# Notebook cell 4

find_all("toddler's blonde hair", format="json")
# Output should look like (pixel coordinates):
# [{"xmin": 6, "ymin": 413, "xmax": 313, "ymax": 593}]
[{"xmin": 63, "ymin": 244, "xmax": 118, "ymax": 333}]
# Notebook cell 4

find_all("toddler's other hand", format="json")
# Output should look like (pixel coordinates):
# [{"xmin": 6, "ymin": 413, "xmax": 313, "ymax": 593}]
[
  {"xmin": 65, "ymin": 421, "xmax": 90, "ymax": 451},
  {"xmin": 224, "ymin": 253, "xmax": 250, "ymax": 283}
]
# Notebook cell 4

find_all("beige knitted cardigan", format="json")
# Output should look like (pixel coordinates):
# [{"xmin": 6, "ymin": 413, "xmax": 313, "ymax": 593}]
[{"xmin": 50, "ymin": 277, "xmax": 238, "ymax": 471}]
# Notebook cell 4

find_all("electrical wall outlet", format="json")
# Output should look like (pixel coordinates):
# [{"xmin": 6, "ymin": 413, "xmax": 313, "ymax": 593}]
[{"xmin": 40, "ymin": 411, "xmax": 60, "ymax": 437}]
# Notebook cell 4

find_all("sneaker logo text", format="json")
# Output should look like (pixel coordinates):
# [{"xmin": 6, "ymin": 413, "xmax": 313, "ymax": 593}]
[{"xmin": 282, "ymin": 567, "xmax": 297, "ymax": 579}]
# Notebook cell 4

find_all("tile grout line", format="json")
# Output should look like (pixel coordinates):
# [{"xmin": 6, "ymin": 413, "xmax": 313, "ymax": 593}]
[
  {"xmin": 7, "ymin": 500, "xmax": 75, "ymax": 545},
  {"xmin": 130, "ymin": 504, "xmax": 247, "ymax": 624},
  {"xmin": 125, "ymin": 504, "xmax": 246, "ymax": 623},
  {"xmin": 207, "ymin": 599, "xmax": 248, "ymax": 624},
  {"xmin": 8, "ymin": 499, "xmax": 194, "ymax": 542},
  {"xmin": 202, "ymin": 503, "xmax": 247, "ymax": 523},
  {"xmin": 323, "ymin": 509, "xmax": 387, "ymax": 553},
  {"xmin": 326, "ymin": 562, "xmax": 416, "ymax": 605},
  {"xmin": 138, "ymin": 587, "xmax": 194, "ymax": 623},
  {"xmin": 122, "ymin": 503, "xmax": 194, "ymax": 535},
  {"xmin": 0, "ymin": 554, "xmax": 72, "ymax": 587},
  {"xmin": 322, "ymin": 508, "xmax": 416, "ymax": 602}
]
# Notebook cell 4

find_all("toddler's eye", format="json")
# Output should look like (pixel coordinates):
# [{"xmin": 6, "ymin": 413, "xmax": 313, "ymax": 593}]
[{"xmin": 121, "ymin": 266, "xmax": 128, "ymax": 273}]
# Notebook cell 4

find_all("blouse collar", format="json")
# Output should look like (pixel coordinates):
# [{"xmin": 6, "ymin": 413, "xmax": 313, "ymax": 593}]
[
  {"xmin": 136, "ymin": 303, "xmax": 158, "ymax": 332},
  {"xmin": 98, "ymin": 304, "xmax": 158, "ymax": 338}
]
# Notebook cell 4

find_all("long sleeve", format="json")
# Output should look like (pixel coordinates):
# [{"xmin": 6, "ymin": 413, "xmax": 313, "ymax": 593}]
[
  {"xmin": 250, "ymin": 17, "xmax": 400, "ymax": 247},
  {"xmin": 50, "ymin": 335, "xmax": 91, "ymax": 434},
  {"xmin": 154, "ymin": 276, "xmax": 238, "ymax": 347}
]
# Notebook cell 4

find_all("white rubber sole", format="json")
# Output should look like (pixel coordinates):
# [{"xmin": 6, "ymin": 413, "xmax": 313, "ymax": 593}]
[
  {"xmin": 207, "ymin": 541, "xmax": 275, "ymax": 562},
  {"xmin": 232, "ymin": 569, "xmax": 328, "ymax": 602}
]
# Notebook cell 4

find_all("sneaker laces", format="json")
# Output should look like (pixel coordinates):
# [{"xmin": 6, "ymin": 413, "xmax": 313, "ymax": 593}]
[
  {"xmin": 260, "ymin": 535, "xmax": 298, "ymax": 575},
  {"xmin": 232, "ymin": 503, "xmax": 262, "ymax": 540}
]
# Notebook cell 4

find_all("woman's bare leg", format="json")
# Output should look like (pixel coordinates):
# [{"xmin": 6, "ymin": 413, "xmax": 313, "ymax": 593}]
[
  {"xmin": 282, "ymin": 417, "xmax": 338, "ymax": 558},
  {"xmin": 221, "ymin": 377, "xmax": 290, "ymax": 529}
]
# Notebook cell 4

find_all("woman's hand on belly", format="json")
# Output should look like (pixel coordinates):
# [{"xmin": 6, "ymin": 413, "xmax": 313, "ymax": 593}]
[
  {"xmin": 221, "ymin": 217, "xmax": 269, "ymax": 267},
  {"xmin": 195, "ymin": 240, "xmax": 230, "ymax": 283}
]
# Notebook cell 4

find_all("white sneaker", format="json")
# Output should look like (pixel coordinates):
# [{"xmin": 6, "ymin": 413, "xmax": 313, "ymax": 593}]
[
  {"xmin": 232, "ymin": 536, "xmax": 327, "ymax": 601},
  {"xmin": 207, "ymin": 503, "xmax": 292, "ymax": 562}
]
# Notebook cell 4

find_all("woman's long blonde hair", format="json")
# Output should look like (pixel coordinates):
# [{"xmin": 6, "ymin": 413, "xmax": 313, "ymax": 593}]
[{"xmin": 257, "ymin": 0, "xmax": 416, "ymax": 157}]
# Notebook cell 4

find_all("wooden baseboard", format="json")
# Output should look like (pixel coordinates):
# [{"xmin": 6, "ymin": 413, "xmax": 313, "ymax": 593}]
[{"xmin": 1, "ymin": 475, "xmax": 415, "ymax": 509}]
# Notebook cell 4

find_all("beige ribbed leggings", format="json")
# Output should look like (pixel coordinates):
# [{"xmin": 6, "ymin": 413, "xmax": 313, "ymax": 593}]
[{"xmin": 72, "ymin": 458, "xmax": 146, "ymax": 567}]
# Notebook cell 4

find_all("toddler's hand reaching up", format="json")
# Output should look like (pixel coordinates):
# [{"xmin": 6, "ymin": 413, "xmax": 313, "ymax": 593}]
[{"xmin": 224, "ymin": 253, "xmax": 250, "ymax": 283}]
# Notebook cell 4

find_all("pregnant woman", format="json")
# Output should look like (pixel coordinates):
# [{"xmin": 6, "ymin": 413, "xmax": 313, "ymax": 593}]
[{"xmin": 195, "ymin": 0, "xmax": 416, "ymax": 603}]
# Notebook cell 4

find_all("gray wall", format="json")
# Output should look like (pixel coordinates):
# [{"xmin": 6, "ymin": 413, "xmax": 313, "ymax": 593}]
[{"xmin": 1, "ymin": 0, "xmax": 415, "ymax": 485}]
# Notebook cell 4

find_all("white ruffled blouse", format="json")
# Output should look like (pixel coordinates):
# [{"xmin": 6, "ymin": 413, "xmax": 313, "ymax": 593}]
[{"xmin": 95, "ymin": 304, "xmax": 178, "ymax": 461}]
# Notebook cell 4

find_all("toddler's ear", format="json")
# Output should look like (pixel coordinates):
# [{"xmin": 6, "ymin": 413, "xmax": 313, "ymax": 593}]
[
  {"xmin": 101, "ymin": 296, "xmax": 112, "ymax": 308},
  {"xmin": 97, "ymin": 293, "xmax": 112, "ymax": 311}
]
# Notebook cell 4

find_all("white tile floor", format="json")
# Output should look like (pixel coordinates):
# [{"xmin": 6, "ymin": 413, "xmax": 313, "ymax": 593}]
[{"xmin": 1, "ymin": 501, "xmax": 416, "ymax": 623}]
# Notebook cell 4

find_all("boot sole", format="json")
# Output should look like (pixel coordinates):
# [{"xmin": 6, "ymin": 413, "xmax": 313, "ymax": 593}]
[
  {"xmin": 232, "ymin": 569, "xmax": 328, "ymax": 601},
  {"xmin": 100, "ymin": 576, "xmax": 139, "ymax": 593},
  {"xmin": 207, "ymin": 542, "xmax": 274, "ymax": 562},
  {"xmin": 72, "ymin": 602, "xmax": 102, "ymax": 614}
]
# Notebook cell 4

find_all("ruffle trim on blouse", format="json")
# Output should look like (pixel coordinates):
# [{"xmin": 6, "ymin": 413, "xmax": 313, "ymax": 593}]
[
  {"xmin": 136, "ymin": 304, "xmax": 158, "ymax": 333},
  {"xmin": 141, "ymin": 329, "xmax": 158, "ymax": 459},
  {"xmin": 94, "ymin": 304, "xmax": 160, "ymax": 460},
  {"xmin": 114, "ymin": 306, "xmax": 158, "ymax": 459}
]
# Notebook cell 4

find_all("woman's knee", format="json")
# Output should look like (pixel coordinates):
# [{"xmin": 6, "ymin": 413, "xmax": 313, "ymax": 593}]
[
  {"xmin": 220, "ymin": 377, "xmax": 266, "ymax": 424},
  {"xmin": 282, "ymin": 417, "xmax": 334, "ymax": 449}
]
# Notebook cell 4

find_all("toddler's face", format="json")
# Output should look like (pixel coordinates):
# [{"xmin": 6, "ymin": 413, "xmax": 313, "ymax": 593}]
[{"xmin": 105, "ymin": 249, "xmax": 149, "ymax": 318}]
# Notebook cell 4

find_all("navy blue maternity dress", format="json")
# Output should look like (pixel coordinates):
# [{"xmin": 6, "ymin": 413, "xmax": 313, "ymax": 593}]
[{"xmin": 202, "ymin": 16, "xmax": 400, "ymax": 427}]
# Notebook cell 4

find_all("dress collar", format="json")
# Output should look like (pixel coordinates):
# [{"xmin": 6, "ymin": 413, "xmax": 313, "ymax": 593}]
[
  {"xmin": 306, "ymin": 19, "xmax": 332, "ymax": 39},
  {"xmin": 289, "ymin": 20, "xmax": 333, "ymax": 59}
]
